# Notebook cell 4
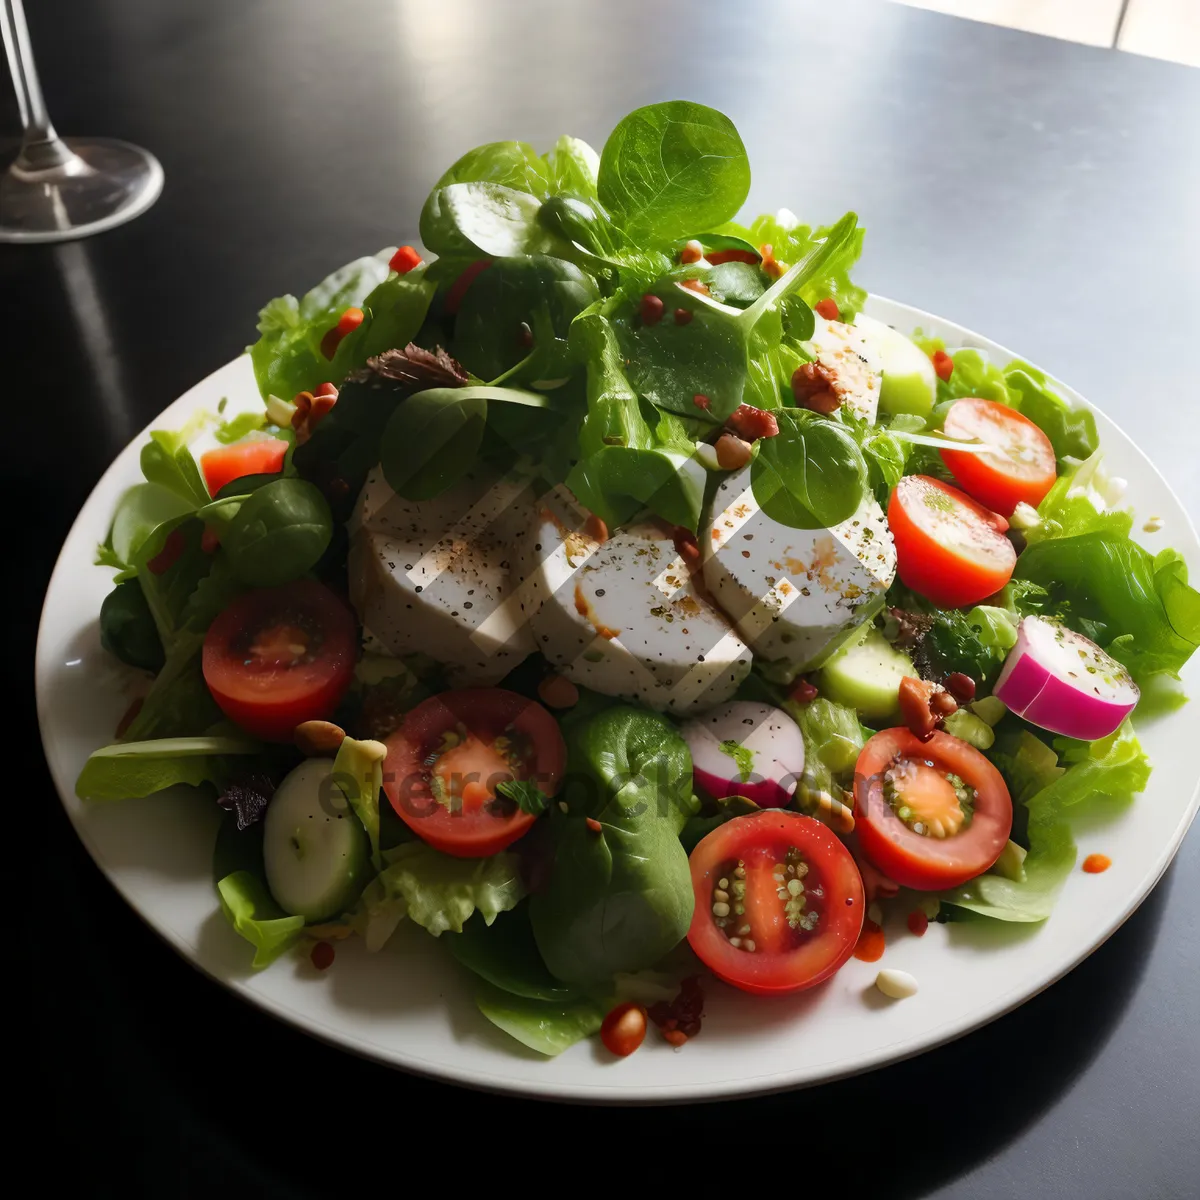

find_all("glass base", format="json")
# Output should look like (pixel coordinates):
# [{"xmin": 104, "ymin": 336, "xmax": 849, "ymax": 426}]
[{"xmin": 0, "ymin": 136, "xmax": 163, "ymax": 243}]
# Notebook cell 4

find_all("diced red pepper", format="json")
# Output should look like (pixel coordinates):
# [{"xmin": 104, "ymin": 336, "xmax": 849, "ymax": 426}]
[
  {"xmin": 679, "ymin": 239, "xmax": 704, "ymax": 265},
  {"xmin": 388, "ymin": 244, "xmax": 423, "ymax": 274},
  {"xmin": 706, "ymin": 248, "xmax": 760, "ymax": 266},
  {"xmin": 679, "ymin": 278, "xmax": 710, "ymax": 296},
  {"xmin": 320, "ymin": 306, "xmax": 365, "ymax": 359},
  {"xmin": 692, "ymin": 393, "xmax": 711, "ymax": 411},
  {"xmin": 147, "ymin": 528, "xmax": 187, "ymax": 576},
  {"xmin": 640, "ymin": 294, "xmax": 666, "ymax": 325},
  {"xmin": 673, "ymin": 308, "xmax": 693, "ymax": 326},
  {"xmin": 932, "ymin": 349, "xmax": 954, "ymax": 381},
  {"xmin": 814, "ymin": 297, "xmax": 840, "ymax": 321}
]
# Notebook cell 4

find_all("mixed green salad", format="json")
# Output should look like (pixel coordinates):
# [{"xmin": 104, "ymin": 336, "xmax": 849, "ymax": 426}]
[{"xmin": 78, "ymin": 101, "xmax": 1200, "ymax": 1059}]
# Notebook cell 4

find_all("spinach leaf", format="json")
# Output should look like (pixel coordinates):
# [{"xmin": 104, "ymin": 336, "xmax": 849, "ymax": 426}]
[
  {"xmin": 619, "ymin": 212, "xmax": 858, "ymax": 421},
  {"xmin": 564, "ymin": 311, "xmax": 705, "ymax": 530},
  {"xmin": 221, "ymin": 479, "xmax": 333, "ymax": 588},
  {"xmin": 117, "ymin": 639, "xmax": 224, "ymax": 741},
  {"xmin": 455, "ymin": 254, "xmax": 598, "ymax": 382},
  {"xmin": 99, "ymin": 579, "xmax": 165, "ymax": 672},
  {"xmin": 529, "ymin": 705, "xmax": 697, "ymax": 985},
  {"xmin": 751, "ymin": 408, "xmax": 868, "ymax": 529},
  {"xmin": 473, "ymin": 980, "xmax": 606, "ymax": 1056},
  {"xmin": 76, "ymin": 735, "xmax": 260, "ymax": 801},
  {"xmin": 706, "ymin": 260, "xmax": 766, "ymax": 306},
  {"xmin": 109, "ymin": 482, "xmax": 194, "ymax": 566},
  {"xmin": 428, "ymin": 139, "xmax": 554, "ymax": 197},
  {"xmin": 448, "ymin": 906, "xmax": 580, "ymax": 1001},
  {"xmin": 598, "ymin": 101, "xmax": 751, "ymax": 243},
  {"xmin": 420, "ymin": 182, "xmax": 571, "ymax": 259},
  {"xmin": 543, "ymin": 134, "xmax": 601, "ymax": 196},
  {"xmin": 379, "ymin": 385, "xmax": 549, "ymax": 500},
  {"xmin": 291, "ymin": 372, "xmax": 414, "ymax": 522}
]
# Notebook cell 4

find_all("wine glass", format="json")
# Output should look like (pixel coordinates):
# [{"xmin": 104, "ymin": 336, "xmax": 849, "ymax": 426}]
[{"xmin": 0, "ymin": 0, "xmax": 163, "ymax": 242}]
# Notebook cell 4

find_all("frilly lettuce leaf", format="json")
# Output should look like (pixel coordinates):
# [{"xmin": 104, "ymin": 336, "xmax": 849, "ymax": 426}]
[
  {"xmin": 944, "ymin": 721, "xmax": 1151, "ymax": 922},
  {"xmin": 216, "ymin": 871, "xmax": 305, "ymax": 968},
  {"xmin": 351, "ymin": 842, "xmax": 526, "ymax": 945}
]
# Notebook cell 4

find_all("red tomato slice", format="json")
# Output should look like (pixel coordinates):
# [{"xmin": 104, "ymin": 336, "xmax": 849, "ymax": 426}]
[
  {"xmin": 687, "ymin": 812, "xmax": 864, "ymax": 996},
  {"xmin": 854, "ymin": 728, "xmax": 1012, "ymax": 891},
  {"xmin": 382, "ymin": 689, "xmax": 565, "ymax": 858},
  {"xmin": 202, "ymin": 581, "xmax": 357, "ymax": 741},
  {"xmin": 200, "ymin": 439, "xmax": 288, "ymax": 498},
  {"xmin": 888, "ymin": 475, "xmax": 1016, "ymax": 607},
  {"xmin": 940, "ymin": 398, "xmax": 1057, "ymax": 515}
]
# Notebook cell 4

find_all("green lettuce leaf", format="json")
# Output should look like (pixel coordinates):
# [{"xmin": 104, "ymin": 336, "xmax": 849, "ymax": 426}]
[
  {"xmin": 216, "ymin": 871, "xmax": 305, "ymax": 968},
  {"xmin": 1003, "ymin": 361, "xmax": 1098, "ymax": 462},
  {"xmin": 369, "ymin": 842, "xmax": 526, "ymax": 938},
  {"xmin": 735, "ymin": 211, "xmax": 868, "ymax": 319},
  {"xmin": 248, "ymin": 255, "xmax": 434, "ymax": 403},
  {"xmin": 1016, "ymin": 530, "xmax": 1200, "ymax": 681},
  {"xmin": 76, "ymin": 736, "xmax": 261, "ymax": 801},
  {"xmin": 944, "ymin": 722, "xmax": 1151, "ymax": 922},
  {"xmin": 786, "ymin": 697, "xmax": 867, "ymax": 800}
]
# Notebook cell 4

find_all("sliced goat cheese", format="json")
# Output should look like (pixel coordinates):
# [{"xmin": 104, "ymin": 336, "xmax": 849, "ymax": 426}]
[
  {"xmin": 348, "ymin": 467, "xmax": 536, "ymax": 687},
  {"xmin": 514, "ymin": 497, "xmax": 751, "ymax": 714},
  {"xmin": 805, "ymin": 316, "xmax": 883, "ymax": 423},
  {"xmin": 701, "ymin": 467, "xmax": 896, "ymax": 679}
]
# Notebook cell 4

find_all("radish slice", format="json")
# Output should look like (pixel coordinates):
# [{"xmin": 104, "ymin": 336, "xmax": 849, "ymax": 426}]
[
  {"xmin": 681, "ymin": 701, "xmax": 805, "ymax": 809},
  {"xmin": 993, "ymin": 616, "xmax": 1139, "ymax": 740}
]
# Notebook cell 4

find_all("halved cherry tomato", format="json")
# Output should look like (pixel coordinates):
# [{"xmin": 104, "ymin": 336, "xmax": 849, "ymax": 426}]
[
  {"xmin": 687, "ymin": 812, "xmax": 864, "ymax": 996},
  {"xmin": 940, "ymin": 398, "xmax": 1057, "ymax": 515},
  {"xmin": 382, "ymin": 689, "xmax": 565, "ymax": 858},
  {"xmin": 888, "ymin": 475, "xmax": 1016, "ymax": 607},
  {"xmin": 854, "ymin": 727, "xmax": 1012, "ymax": 891},
  {"xmin": 200, "ymin": 438, "xmax": 288, "ymax": 498},
  {"xmin": 202, "ymin": 581, "xmax": 357, "ymax": 741},
  {"xmin": 388, "ymin": 244, "xmax": 423, "ymax": 274}
]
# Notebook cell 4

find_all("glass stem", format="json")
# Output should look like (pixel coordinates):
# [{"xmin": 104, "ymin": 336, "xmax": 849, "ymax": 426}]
[{"xmin": 1, "ymin": 0, "xmax": 73, "ymax": 171}]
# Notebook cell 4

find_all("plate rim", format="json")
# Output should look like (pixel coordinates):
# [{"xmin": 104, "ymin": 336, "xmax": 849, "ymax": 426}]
[{"xmin": 36, "ymin": 295, "xmax": 1200, "ymax": 1103}]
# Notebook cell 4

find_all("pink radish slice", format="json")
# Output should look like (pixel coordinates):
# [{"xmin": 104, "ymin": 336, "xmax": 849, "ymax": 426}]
[
  {"xmin": 681, "ymin": 701, "xmax": 805, "ymax": 809},
  {"xmin": 993, "ymin": 616, "xmax": 1139, "ymax": 740}
]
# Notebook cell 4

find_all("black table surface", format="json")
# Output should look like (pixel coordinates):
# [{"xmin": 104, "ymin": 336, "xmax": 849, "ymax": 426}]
[{"xmin": 10, "ymin": 1, "xmax": 1199, "ymax": 1195}]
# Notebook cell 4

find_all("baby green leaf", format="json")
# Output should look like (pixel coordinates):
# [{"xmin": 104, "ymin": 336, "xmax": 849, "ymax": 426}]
[
  {"xmin": 751, "ymin": 409, "xmax": 869, "ymax": 530},
  {"xmin": 598, "ymin": 100, "xmax": 751, "ymax": 243},
  {"xmin": 380, "ymin": 386, "xmax": 549, "ymax": 501}
]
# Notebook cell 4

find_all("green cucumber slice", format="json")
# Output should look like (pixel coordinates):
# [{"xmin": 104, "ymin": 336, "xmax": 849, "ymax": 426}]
[
  {"xmin": 262, "ymin": 758, "xmax": 370, "ymax": 922},
  {"xmin": 818, "ymin": 626, "xmax": 914, "ymax": 720}
]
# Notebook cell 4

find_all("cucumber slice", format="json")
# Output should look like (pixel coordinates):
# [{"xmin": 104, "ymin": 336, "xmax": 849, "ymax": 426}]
[
  {"xmin": 855, "ymin": 313, "xmax": 937, "ymax": 419},
  {"xmin": 263, "ymin": 758, "xmax": 370, "ymax": 922},
  {"xmin": 818, "ymin": 625, "xmax": 914, "ymax": 720}
]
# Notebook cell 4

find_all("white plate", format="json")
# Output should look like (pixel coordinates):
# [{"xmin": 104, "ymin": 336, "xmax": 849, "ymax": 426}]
[{"xmin": 36, "ymin": 297, "xmax": 1200, "ymax": 1103}]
